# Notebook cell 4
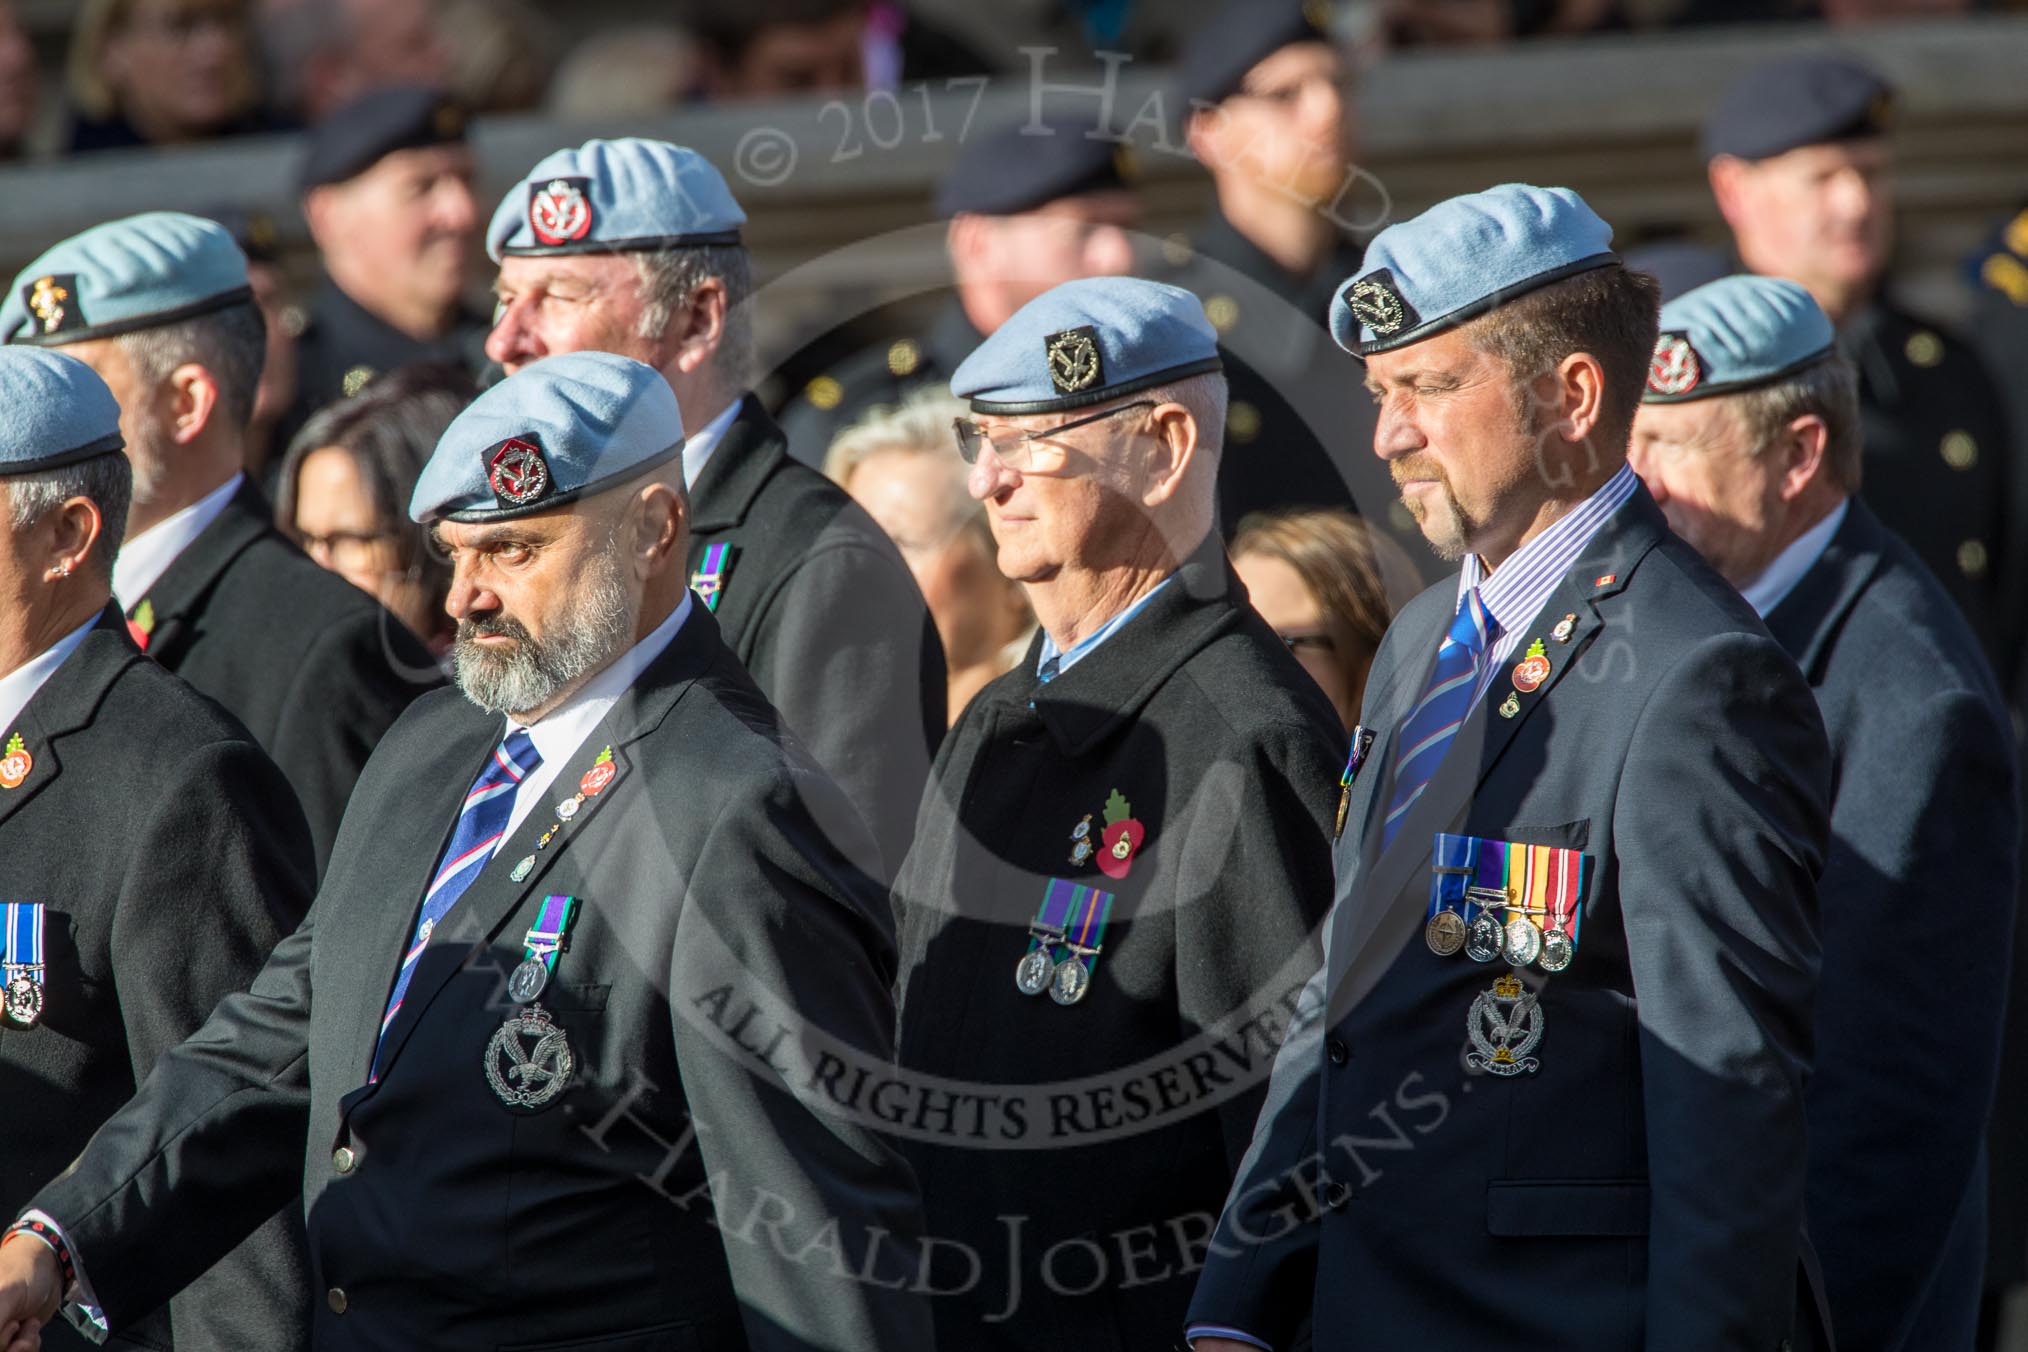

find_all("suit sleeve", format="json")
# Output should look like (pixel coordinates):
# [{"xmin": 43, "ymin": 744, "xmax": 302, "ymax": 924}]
[
  {"xmin": 744, "ymin": 531, "xmax": 944, "ymax": 885},
  {"xmin": 1804, "ymin": 686, "xmax": 2019, "ymax": 1348},
  {"xmin": 268, "ymin": 607, "xmax": 434, "ymax": 877},
  {"xmin": 669, "ymin": 758, "xmax": 933, "ymax": 1352},
  {"xmin": 29, "ymin": 903, "xmax": 320, "ymax": 1334},
  {"xmin": 1616, "ymin": 630, "xmax": 1831, "ymax": 1352}
]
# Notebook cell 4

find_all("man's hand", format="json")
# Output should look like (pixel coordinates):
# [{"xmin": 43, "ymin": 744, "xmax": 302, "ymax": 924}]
[{"xmin": 0, "ymin": 1234, "xmax": 61, "ymax": 1352}]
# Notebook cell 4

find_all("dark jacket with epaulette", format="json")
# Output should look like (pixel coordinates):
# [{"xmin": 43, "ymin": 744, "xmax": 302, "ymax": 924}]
[
  {"xmin": 687, "ymin": 395, "xmax": 945, "ymax": 883},
  {"xmin": 891, "ymin": 540, "xmax": 1342, "ymax": 1350},
  {"xmin": 0, "ymin": 608, "xmax": 314, "ymax": 1352},
  {"xmin": 125, "ymin": 481, "xmax": 437, "ymax": 877}
]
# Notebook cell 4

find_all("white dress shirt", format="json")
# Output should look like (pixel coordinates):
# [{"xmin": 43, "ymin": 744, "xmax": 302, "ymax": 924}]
[
  {"xmin": 111, "ymin": 473, "xmax": 243, "ymax": 611},
  {"xmin": 0, "ymin": 616, "xmax": 96, "ymax": 737},
  {"xmin": 679, "ymin": 399, "xmax": 742, "ymax": 492},
  {"xmin": 1740, "ymin": 497, "xmax": 1848, "ymax": 619}
]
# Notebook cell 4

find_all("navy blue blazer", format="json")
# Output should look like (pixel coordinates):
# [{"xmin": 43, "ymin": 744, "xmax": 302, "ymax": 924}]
[
  {"xmin": 1188, "ymin": 485, "xmax": 1833, "ymax": 1351},
  {"xmin": 1764, "ymin": 499, "xmax": 2019, "ymax": 1352}
]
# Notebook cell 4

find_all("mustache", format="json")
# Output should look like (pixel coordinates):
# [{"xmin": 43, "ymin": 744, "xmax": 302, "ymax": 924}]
[
  {"xmin": 457, "ymin": 613, "xmax": 532, "ymax": 644},
  {"xmin": 1390, "ymin": 455, "xmax": 1451, "ymax": 488}
]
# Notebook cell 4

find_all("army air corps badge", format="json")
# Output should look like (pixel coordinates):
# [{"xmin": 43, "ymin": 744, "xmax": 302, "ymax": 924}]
[{"xmin": 528, "ymin": 177, "xmax": 594, "ymax": 247}]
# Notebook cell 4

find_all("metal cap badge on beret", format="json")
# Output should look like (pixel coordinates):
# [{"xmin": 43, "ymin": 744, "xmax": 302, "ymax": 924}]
[
  {"xmin": 1174, "ymin": 0, "xmax": 1333, "ymax": 115},
  {"xmin": 299, "ymin": 85, "xmax": 468, "ymax": 192},
  {"xmin": 934, "ymin": 112, "xmax": 1134, "ymax": 219},
  {"xmin": 410, "ymin": 351, "xmax": 685, "ymax": 524},
  {"xmin": 1643, "ymin": 275, "xmax": 1835, "ymax": 404},
  {"xmin": 1701, "ymin": 55, "xmax": 1894, "ymax": 163},
  {"xmin": 0, "ymin": 347, "xmax": 125, "ymax": 475},
  {"xmin": 950, "ymin": 277, "xmax": 1222, "ymax": 416},
  {"xmin": 2, "ymin": 212, "xmax": 252, "ymax": 348},
  {"xmin": 1328, "ymin": 183, "xmax": 1617, "ymax": 359},
  {"xmin": 488, "ymin": 138, "xmax": 746, "ymax": 262}
]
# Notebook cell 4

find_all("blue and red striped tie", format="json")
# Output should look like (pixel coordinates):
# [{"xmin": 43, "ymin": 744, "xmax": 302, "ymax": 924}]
[
  {"xmin": 1380, "ymin": 589, "xmax": 1496, "ymax": 849},
  {"xmin": 371, "ymin": 728, "xmax": 541, "ymax": 1079}
]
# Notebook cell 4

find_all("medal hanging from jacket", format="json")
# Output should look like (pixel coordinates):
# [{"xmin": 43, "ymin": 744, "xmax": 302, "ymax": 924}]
[
  {"xmin": 486, "ymin": 893, "xmax": 578, "ymax": 1110},
  {"xmin": 2, "ymin": 902, "xmax": 45, "ymax": 1027},
  {"xmin": 1013, "ymin": 878, "xmax": 1115, "ymax": 1007}
]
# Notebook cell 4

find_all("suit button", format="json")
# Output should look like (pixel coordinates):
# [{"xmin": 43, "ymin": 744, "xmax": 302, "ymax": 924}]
[
  {"xmin": 331, "ymin": 1147, "xmax": 356, "ymax": 1174},
  {"xmin": 1324, "ymin": 1182, "xmax": 1352, "ymax": 1210},
  {"xmin": 327, "ymin": 1288, "xmax": 348, "ymax": 1314},
  {"xmin": 1326, "ymin": 1037, "xmax": 1349, "ymax": 1066}
]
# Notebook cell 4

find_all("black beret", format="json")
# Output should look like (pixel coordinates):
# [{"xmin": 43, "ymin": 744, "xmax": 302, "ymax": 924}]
[
  {"xmin": 300, "ymin": 86, "xmax": 468, "ymax": 192},
  {"xmin": 1175, "ymin": 0, "xmax": 1334, "ymax": 114},
  {"xmin": 935, "ymin": 112, "xmax": 1133, "ymax": 218},
  {"xmin": 198, "ymin": 206, "xmax": 283, "ymax": 265},
  {"xmin": 1701, "ymin": 55, "xmax": 1895, "ymax": 163}
]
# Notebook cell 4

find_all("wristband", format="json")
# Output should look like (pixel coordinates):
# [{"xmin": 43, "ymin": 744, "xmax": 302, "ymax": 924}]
[{"xmin": 4, "ymin": 1219, "xmax": 75, "ymax": 1291}]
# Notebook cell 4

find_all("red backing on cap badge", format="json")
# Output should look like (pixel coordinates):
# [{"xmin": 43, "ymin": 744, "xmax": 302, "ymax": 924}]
[{"xmin": 488, "ymin": 437, "xmax": 553, "ymax": 506}]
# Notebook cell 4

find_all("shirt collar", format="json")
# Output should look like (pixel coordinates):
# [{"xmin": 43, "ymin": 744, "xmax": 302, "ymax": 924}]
[
  {"xmin": 0, "ymin": 614, "xmax": 100, "ymax": 736},
  {"xmin": 1036, "ymin": 574, "xmax": 1175, "ymax": 678},
  {"xmin": 507, "ymin": 590, "xmax": 693, "ymax": 768},
  {"xmin": 680, "ymin": 399, "xmax": 743, "ymax": 492},
  {"xmin": 113, "ymin": 472, "xmax": 244, "ymax": 610},
  {"xmin": 1742, "ymin": 497, "xmax": 1849, "ymax": 618},
  {"xmin": 1458, "ymin": 461, "xmax": 1640, "ymax": 634}
]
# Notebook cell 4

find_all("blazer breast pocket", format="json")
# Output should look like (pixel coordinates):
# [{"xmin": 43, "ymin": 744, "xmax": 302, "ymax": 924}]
[{"xmin": 498, "ymin": 1318, "xmax": 698, "ymax": 1352}]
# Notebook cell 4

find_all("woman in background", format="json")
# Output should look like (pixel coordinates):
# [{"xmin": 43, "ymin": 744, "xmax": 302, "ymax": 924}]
[
  {"xmin": 1231, "ymin": 507, "xmax": 1403, "ymax": 732},
  {"xmin": 276, "ymin": 362, "xmax": 472, "ymax": 656},
  {"xmin": 825, "ymin": 388, "xmax": 1032, "ymax": 724}
]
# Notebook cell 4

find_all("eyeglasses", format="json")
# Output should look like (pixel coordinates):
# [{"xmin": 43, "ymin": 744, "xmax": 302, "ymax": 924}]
[{"xmin": 952, "ymin": 400, "xmax": 1156, "ymax": 470}]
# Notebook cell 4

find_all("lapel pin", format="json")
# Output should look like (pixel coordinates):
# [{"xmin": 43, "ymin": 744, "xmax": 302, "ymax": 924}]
[
  {"xmin": 0, "ymin": 734, "xmax": 31, "ymax": 789},
  {"xmin": 1551, "ymin": 613, "xmax": 1576, "ymax": 643},
  {"xmin": 1498, "ymin": 692, "xmax": 1521, "ymax": 719},
  {"xmin": 1511, "ymin": 639, "xmax": 1551, "ymax": 693}
]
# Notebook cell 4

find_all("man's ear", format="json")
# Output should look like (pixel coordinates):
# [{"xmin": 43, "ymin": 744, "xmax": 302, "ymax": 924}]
[
  {"xmin": 1548, "ymin": 350, "xmax": 1607, "ymax": 449},
  {"xmin": 47, "ymin": 495, "xmax": 105, "ymax": 580},
  {"xmin": 1708, "ymin": 155, "xmax": 1752, "ymax": 235},
  {"xmin": 666, "ymin": 279, "xmax": 727, "ymax": 377},
  {"xmin": 166, "ymin": 363, "xmax": 222, "ymax": 445},
  {"xmin": 631, "ymin": 480, "xmax": 689, "ymax": 578},
  {"xmin": 1138, "ymin": 402, "xmax": 1200, "ymax": 508},
  {"xmin": 1776, "ymin": 413, "xmax": 1831, "ymax": 502}
]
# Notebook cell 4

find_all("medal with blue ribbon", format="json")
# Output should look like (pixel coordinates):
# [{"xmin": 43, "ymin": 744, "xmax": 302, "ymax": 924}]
[
  {"xmin": 4, "ymin": 902, "xmax": 47, "ymax": 1027},
  {"xmin": 691, "ymin": 543, "xmax": 737, "ymax": 612},
  {"xmin": 1012, "ymin": 878, "xmax": 1115, "ymax": 1007},
  {"xmin": 488, "ymin": 894, "xmax": 579, "ymax": 1111}
]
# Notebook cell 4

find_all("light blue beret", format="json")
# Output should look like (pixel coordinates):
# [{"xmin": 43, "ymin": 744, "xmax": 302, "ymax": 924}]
[
  {"xmin": 487, "ymin": 138, "xmax": 747, "ymax": 262},
  {"xmin": 0, "ymin": 347, "xmax": 124, "ymax": 474},
  {"xmin": 1329, "ymin": 184, "xmax": 1618, "ymax": 358},
  {"xmin": 409, "ymin": 351, "xmax": 684, "ymax": 524},
  {"xmin": 950, "ymin": 277, "xmax": 1223, "ymax": 416},
  {"xmin": 2, "ymin": 212, "xmax": 252, "ymax": 347},
  {"xmin": 1644, "ymin": 275, "xmax": 1836, "ymax": 402}
]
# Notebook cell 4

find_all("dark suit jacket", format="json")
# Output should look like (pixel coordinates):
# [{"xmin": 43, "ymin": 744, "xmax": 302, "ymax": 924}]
[
  {"xmin": 1188, "ymin": 486, "xmax": 1833, "ymax": 1351},
  {"xmin": 891, "ymin": 541, "xmax": 1342, "ymax": 1350},
  {"xmin": 687, "ymin": 395, "xmax": 945, "ymax": 882},
  {"xmin": 0, "ymin": 608, "xmax": 314, "ymax": 1352},
  {"xmin": 31, "ymin": 603, "xmax": 931, "ymax": 1352},
  {"xmin": 126, "ymin": 482, "xmax": 437, "ymax": 875},
  {"xmin": 1765, "ymin": 500, "xmax": 2019, "ymax": 1351}
]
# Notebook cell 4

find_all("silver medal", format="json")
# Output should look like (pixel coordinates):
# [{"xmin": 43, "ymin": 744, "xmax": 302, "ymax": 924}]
[
  {"xmin": 1537, "ymin": 928, "xmax": 1574, "ymax": 972},
  {"xmin": 1050, "ymin": 953, "xmax": 1092, "ymax": 1006},
  {"xmin": 1014, "ymin": 947, "xmax": 1055, "ymax": 996},
  {"xmin": 556, "ymin": 796, "xmax": 580, "ymax": 821},
  {"xmin": 484, "ymin": 1005, "xmax": 574, "ymax": 1109},
  {"xmin": 4, "ymin": 972, "xmax": 43, "ymax": 1027},
  {"xmin": 507, "ymin": 957, "xmax": 551, "ymax": 1004},
  {"xmin": 1464, "ymin": 913, "xmax": 1505, "ymax": 963},
  {"xmin": 509, "ymin": 855, "xmax": 534, "ymax": 883},
  {"xmin": 1503, "ymin": 917, "xmax": 1543, "ymax": 967},
  {"xmin": 1465, "ymin": 974, "xmax": 1543, "ymax": 1077}
]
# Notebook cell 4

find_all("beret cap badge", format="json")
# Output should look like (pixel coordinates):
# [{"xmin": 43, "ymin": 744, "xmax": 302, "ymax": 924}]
[
  {"xmin": 1647, "ymin": 331, "xmax": 1703, "ymax": 397},
  {"xmin": 487, "ymin": 436, "xmax": 553, "ymax": 507},
  {"xmin": 1346, "ymin": 273, "xmax": 1409, "ymax": 336},
  {"xmin": 1045, "ymin": 326, "xmax": 1104, "ymax": 395},
  {"xmin": 26, "ymin": 276, "xmax": 81, "ymax": 336},
  {"xmin": 529, "ymin": 178, "xmax": 594, "ymax": 247}
]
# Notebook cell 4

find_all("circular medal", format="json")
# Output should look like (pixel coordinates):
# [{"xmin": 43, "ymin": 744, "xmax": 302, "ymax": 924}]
[
  {"xmin": 484, "ymin": 1006, "xmax": 574, "ymax": 1110},
  {"xmin": 1465, "ymin": 913, "xmax": 1505, "ymax": 963},
  {"xmin": 579, "ymin": 761, "xmax": 617, "ymax": 797},
  {"xmin": 1537, "ymin": 928, "xmax": 1574, "ymax": 972},
  {"xmin": 1504, "ymin": 917, "xmax": 1543, "ymax": 966},
  {"xmin": 1014, "ymin": 947, "xmax": 1055, "ymax": 996},
  {"xmin": 4, "ymin": 974, "xmax": 43, "ymax": 1027},
  {"xmin": 1425, "ymin": 910, "xmax": 1467, "ymax": 957},
  {"xmin": 556, "ymin": 797, "xmax": 581, "ymax": 821},
  {"xmin": 507, "ymin": 957, "xmax": 551, "ymax": 1004},
  {"xmin": 1050, "ymin": 954, "xmax": 1092, "ymax": 1006}
]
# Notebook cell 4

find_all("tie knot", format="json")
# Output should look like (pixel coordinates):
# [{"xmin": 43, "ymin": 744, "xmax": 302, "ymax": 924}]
[
  {"xmin": 1037, "ymin": 654, "xmax": 1062, "ymax": 684},
  {"xmin": 492, "ymin": 728, "xmax": 542, "ymax": 785},
  {"xmin": 1446, "ymin": 588, "xmax": 1496, "ymax": 656}
]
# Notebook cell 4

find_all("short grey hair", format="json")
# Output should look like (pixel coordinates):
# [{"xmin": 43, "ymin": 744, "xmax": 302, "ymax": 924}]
[
  {"xmin": 1144, "ymin": 370, "xmax": 1230, "ymax": 460},
  {"xmin": 6, "ymin": 450, "xmax": 134, "ymax": 581},
  {"xmin": 1731, "ymin": 352, "xmax": 1862, "ymax": 492},
  {"xmin": 823, "ymin": 387, "xmax": 981, "ymax": 543},
  {"xmin": 632, "ymin": 244, "xmax": 754, "ymax": 393},
  {"xmin": 115, "ymin": 301, "xmax": 268, "ymax": 432}
]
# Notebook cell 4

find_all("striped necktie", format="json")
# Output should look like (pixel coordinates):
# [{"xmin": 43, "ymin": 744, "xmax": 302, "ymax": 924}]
[
  {"xmin": 1381, "ymin": 589, "xmax": 1496, "ymax": 849},
  {"xmin": 372, "ymin": 728, "xmax": 541, "ymax": 1078}
]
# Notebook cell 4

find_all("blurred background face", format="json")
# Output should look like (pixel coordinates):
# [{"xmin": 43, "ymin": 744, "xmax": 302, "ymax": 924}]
[
  {"xmin": 313, "ymin": 143, "xmax": 479, "ymax": 323},
  {"xmin": 1628, "ymin": 396, "xmax": 1781, "ymax": 587},
  {"xmin": 0, "ymin": 0, "xmax": 38, "ymax": 153},
  {"xmin": 716, "ymin": 10, "xmax": 864, "ymax": 96},
  {"xmin": 1715, "ymin": 140, "xmax": 1893, "ymax": 313},
  {"xmin": 1193, "ymin": 41, "xmax": 1356, "ymax": 203},
  {"xmin": 1233, "ymin": 548, "xmax": 1360, "ymax": 726},
  {"xmin": 290, "ymin": 445, "xmax": 424, "ymax": 631},
  {"xmin": 98, "ymin": 0, "xmax": 253, "ymax": 138},
  {"xmin": 487, "ymin": 255, "xmax": 660, "ymax": 376},
  {"xmin": 951, "ymin": 195, "xmax": 1140, "ymax": 334}
]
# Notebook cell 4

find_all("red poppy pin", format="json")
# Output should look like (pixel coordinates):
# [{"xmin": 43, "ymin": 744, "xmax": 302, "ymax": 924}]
[{"xmin": 1096, "ymin": 788, "xmax": 1146, "ymax": 880}]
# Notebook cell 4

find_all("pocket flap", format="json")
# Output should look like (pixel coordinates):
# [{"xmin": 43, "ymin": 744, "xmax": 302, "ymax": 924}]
[{"xmin": 1486, "ymin": 1179, "xmax": 1649, "ymax": 1237}]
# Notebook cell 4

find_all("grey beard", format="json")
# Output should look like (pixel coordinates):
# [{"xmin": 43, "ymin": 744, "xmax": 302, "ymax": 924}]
[{"xmin": 452, "ymin": 551, "xmax": 632, "ymax": 716}]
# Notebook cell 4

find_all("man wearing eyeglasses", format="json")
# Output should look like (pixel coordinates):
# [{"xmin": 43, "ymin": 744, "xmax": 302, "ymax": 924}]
[{"xmin": 888, "ymin": 277, "xmax": 1343, "ymax": 1351}]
